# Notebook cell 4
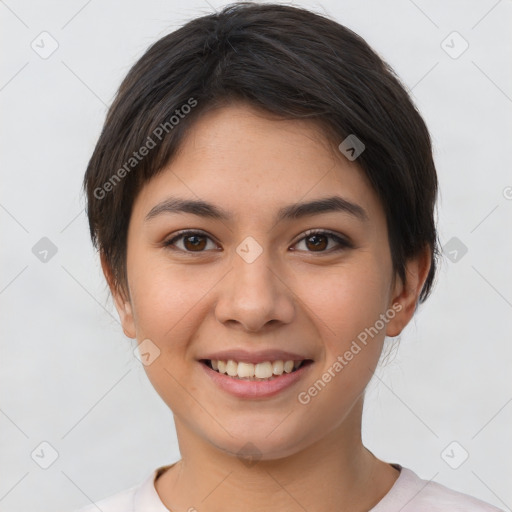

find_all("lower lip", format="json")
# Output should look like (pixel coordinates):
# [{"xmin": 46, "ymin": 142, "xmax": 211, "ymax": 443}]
[{"xmin": 200, "ymin": 361, "xmax": 313, "ymax": 399}]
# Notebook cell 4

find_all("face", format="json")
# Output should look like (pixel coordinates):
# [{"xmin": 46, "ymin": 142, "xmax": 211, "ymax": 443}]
[{"xmin": 108, "ymin": 102, "xmax": 423, "ymax": 461}]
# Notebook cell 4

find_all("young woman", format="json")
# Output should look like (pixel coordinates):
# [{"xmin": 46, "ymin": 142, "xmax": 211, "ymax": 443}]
[{"xmin": 78, "ymin": 3, "xmax": 503, "ymax": 511}]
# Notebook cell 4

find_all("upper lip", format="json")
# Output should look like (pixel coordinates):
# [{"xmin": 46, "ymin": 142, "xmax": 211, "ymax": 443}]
[{"xmin": 200, "ymin": 349, "xmax": 313, "ymax": 364}]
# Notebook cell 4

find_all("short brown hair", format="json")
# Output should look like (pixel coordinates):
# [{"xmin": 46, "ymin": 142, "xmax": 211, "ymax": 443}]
[{"xmin": 83, "ymin": 1, "xmax": 439, "ymax": 303}]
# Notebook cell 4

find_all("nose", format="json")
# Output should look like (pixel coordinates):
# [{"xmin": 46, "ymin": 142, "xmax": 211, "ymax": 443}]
[{"xmin": 214, "ymin": 247, "xmax": 295, "ymax": 333}]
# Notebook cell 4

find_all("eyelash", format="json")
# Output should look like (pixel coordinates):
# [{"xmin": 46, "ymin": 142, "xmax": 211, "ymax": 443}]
[{"xmin": 162, "ymin": 229, "xmax": 353, "ymax": 255}]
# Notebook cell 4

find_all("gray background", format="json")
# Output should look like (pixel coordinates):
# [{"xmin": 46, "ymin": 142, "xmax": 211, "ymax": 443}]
[{"xmin": 1, "ymin": 0, "xmax": 511, "ymax": 511}]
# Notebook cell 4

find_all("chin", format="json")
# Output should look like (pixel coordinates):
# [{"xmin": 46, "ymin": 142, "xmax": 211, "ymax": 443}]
[{"xmin": 204, "ymin": 421, "xmax": 316, "ymax": 463}]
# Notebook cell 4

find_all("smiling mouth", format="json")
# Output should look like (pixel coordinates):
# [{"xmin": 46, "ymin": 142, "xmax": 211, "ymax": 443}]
[{"xmin": 201, "ymin": 359, "xmax": 313, "ymax": 381}]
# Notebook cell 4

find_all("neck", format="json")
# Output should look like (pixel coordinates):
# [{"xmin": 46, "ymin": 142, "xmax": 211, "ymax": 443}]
[{"xmin": 155, "ymin": 398, "xmax": 399, "ymax": 512}]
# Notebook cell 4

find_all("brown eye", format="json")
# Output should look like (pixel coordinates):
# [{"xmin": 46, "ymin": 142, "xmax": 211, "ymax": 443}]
[
  {"xmin": 304, "ymin": 233, "xmax": 328, "ymax": 251},
  {"xmin": 163, "ymin": 229, "xmax": 351, "ymax": 255},
  {"xmin": 163, "ymin": 231, "xmax": 217, "ymax": 253},
  {"xmin": 293, "ymin": 230, "xmax": 352, "ymax": 253},
  {"xmin": 182, "ymin": 234, "xmax": 207, "ymax": 251}
]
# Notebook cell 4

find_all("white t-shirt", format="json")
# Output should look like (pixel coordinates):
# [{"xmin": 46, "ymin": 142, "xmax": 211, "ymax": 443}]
[{"xmin": 75, "ymin": 463, "xmax": 504, "ymax": 512}]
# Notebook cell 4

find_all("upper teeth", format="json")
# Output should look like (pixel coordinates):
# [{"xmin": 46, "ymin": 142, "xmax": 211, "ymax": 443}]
[{"xmin": 211, "ymin": 359, "xmax": 302, "ymax": 379}]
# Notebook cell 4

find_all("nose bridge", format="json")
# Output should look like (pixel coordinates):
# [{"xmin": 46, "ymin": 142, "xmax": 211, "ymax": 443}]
[
  {"xmin": 234, "ymin": 239, "xmax": 275, "ymax": 295},
  {"xmin": 231, "ymin": 237, "xmax": 278, "ymax": 306},
  {"xmin": 214, "ymin": 236, "xmax": 294, "ymax": 331}
]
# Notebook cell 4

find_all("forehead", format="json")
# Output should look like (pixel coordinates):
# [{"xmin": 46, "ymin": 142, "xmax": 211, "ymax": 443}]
[{"xmin": 131, "ymin": 103, "xmax": 384, "ymax": 228}]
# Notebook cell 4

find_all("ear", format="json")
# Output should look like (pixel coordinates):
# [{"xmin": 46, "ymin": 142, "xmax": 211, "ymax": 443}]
[
  {"xmin": 386, "ymin": 245, "xmax": 431, "ymax": 337},
  {"xmin": 100, "ymin": 252, "xmax": 136, "ymax": 339}
]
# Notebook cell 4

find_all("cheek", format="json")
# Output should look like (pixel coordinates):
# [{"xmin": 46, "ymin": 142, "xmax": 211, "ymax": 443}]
[
  {"xmin": 127, "ymin": 261, "xmax": 210, "ymax": 403},
  {"xmin": 303, "ymin": 260, "xmax": 391, "ymax": 340},
  {"xmin": 293, "ymin": 267, "xmax": 389, "ymax": 428},
  {"xmin": 303, "ymin": 260, "xmax": 391, "ymax": 391},
  {"xmin": 129, "ymin": 258, "xmax": 209, "ymax": 338}
]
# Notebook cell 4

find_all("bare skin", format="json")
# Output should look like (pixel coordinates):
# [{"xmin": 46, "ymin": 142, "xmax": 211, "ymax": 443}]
[{"xmin": 103, "ymin": 102, "xmax": 431, "ymax": 512}]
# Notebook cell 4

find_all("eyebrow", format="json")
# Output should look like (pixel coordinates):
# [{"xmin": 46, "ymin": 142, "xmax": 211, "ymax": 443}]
[{"xmin": 145, "ymin": 195, "xmax": 369, "ymax": 223}]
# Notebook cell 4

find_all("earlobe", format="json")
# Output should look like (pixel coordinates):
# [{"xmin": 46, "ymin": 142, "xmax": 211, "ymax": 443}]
[
  {"xmin": 385, "ymin": 246, "xmax": 431, "ymax": 337},
  {"xmin": 100, "ymin": 252, "xmax": 137, "ymax": 339}
]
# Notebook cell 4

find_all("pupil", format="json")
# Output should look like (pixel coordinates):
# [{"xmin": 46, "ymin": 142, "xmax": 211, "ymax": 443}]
[
  {"xmin": 186, "ymin": 235, "xmax": 205, "ymax": 250},
  {"xmin": 308, "ymin": 234, "xmax": 326, "ymax": 251}
]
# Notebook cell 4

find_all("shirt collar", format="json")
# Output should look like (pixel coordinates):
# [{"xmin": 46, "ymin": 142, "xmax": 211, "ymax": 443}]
[
  {"xmin": 132, "ymin": 462, "xmax": 407, "ymax": 511},
  {"xmin": 132, "ymin": 464, "xmax": 176, "ymax": 511}
]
